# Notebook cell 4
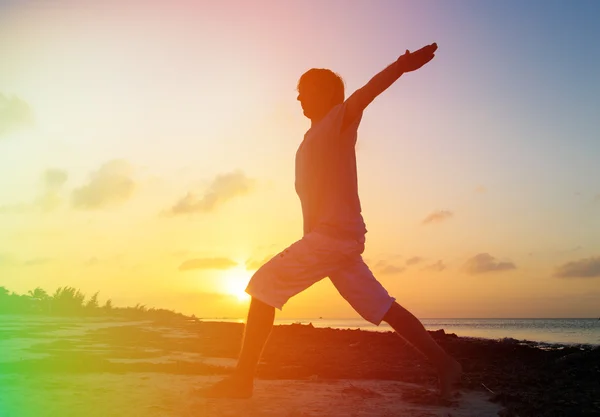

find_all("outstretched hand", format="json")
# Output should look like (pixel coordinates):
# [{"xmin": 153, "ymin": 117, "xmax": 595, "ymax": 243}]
[{"xmin": 398, "ymin": 43, "xmax": 438, "ymax": 73}]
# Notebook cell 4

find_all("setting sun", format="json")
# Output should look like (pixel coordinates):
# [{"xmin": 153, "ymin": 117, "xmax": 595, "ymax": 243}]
[{"xmin": 221, "ymin": 267, "xmax": 252, "ymax": 303}]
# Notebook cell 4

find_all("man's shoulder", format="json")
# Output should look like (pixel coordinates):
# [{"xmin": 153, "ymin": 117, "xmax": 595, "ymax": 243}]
[{"xmin": 313, "ymin": 104, "xmax": 353, "ymax": 136}]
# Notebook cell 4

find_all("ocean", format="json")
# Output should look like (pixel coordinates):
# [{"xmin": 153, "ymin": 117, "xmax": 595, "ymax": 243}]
[{"xmin": 206, "ymin": 318, "xmax": 600, "ymax": 346}]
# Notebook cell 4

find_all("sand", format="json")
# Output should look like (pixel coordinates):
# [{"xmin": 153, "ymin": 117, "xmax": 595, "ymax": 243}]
[{"xmin": 1, "ymin": 372, "xmax": 501, "ymax": 417}]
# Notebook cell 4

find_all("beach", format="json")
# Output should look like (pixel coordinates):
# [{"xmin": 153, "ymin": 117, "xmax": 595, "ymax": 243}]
[
  {"xmin": 1, "ymin": 372, "xmax": 502, "ymax": 417},
  {"xmin": 1, "ymin": 315, "xmax": 598, "ymax": 416}
]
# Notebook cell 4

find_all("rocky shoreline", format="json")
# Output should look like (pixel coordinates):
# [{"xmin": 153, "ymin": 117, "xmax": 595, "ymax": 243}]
[
  {"xmin": 4, "ymin": 317, "xmax": 599, "ymax": 416},
  {"xmin": 193, "ymin": 321, "xmax": 600, "ymax": 417}
]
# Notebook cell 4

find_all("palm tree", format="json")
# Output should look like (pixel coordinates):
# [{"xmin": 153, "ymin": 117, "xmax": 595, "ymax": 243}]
[
  {"xmin": 103, "ymin": 299, "xmax": 113, "ymax": 310},
  {"xmin": 0, "ymin": 287, "xmax": 31, "ymax": 314},
  {"xmin": 27, "ymin": 287, "xmax": 51, "ymax": 313},
  {"xmin": 28, "ymin": 287, "xmax": 49, "ymax": 299},
  {"xmin": 85, "ymin": 291, "xmax": 100, "ymax": 314},
  {"xmin": 0, "ymin": 286, "xmax": 10, "ymax": 313},
  {"xmin": 52, "ymin": 286, "xmax": 86, "ymax": 315}
]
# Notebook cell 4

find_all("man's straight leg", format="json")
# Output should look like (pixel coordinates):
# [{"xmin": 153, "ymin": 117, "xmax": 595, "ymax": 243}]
[
  {"xmin": 382, "ymin": 302, "xmax": 462, "ymax": 399},
  {"xmin": 330, "ymin": 256, "xmax": 462, "ymax": 399}
]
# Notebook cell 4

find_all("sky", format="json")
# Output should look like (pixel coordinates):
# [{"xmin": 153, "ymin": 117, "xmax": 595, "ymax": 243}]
[{"xmin": 1, "ymin": 0, "xmax": 599, "ymax": 319}]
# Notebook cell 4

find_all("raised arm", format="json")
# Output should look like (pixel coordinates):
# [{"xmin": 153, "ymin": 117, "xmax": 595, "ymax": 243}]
[{"xmin": 341, "ymin": 43, "xmax": 438, "ymax": 131}]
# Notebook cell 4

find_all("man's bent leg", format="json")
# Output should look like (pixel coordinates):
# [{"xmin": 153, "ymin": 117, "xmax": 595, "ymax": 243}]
[
  {"xmin": 236, "ymin": 297, "xmax": 275, "ymax": 377},
  {"xmin": 203, "ymin": 232, "xmax": 344, "ymax": 398},
  {"xmin": 383, "ymin": 302, "xmax": 462, "ymax": 399},
  {"xmin": 203, "ymin": 297, "xmax": 275, "ymax": 398}
]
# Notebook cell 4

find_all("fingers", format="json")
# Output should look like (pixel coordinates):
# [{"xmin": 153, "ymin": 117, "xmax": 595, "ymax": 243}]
[
  {"xmin": 400, "ymin": 43, "xmax": 437, "ymax": 70},
  {"xmin": 414, "ymin": 43, "xmax": 438, "ymax": 55},
  {"xmin": 403, "ymin": 43, "xmax": 437, "ymax": 58}
]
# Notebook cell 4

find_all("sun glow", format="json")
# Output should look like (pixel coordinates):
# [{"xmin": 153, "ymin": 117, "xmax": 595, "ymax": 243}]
[{"xmin": 221, "ymin": 267, "xmax": 252, "ymax": 303}]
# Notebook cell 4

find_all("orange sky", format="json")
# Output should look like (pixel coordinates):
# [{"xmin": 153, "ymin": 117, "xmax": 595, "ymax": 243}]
[{"xmin": 1, "ymin": 1, "xmax": 599, "ymax": 319}]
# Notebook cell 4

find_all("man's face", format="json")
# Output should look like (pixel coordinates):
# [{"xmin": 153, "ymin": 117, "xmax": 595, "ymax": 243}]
[{"xmin": 297, "ymin": 82, "xmax": 334, "ymax": 121}]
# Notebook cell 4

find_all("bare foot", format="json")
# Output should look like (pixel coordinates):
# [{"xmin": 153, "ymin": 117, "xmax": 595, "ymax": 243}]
[
  {"xmin": 200, "ymin": 375, "xmax": 254, "ymax": 399},
  {"xmin": 438, "ymin": 358, "xmax": 462, "ymax": 400}
]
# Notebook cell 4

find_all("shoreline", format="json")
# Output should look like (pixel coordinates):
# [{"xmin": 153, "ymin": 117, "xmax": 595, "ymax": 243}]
[
  {"xmin": 2, "ymin": 316, "xmax": 598, "ymax": 416},
  {"xmin": 197, "ymin": 317, "xmax": 600, "ymax": 348}
]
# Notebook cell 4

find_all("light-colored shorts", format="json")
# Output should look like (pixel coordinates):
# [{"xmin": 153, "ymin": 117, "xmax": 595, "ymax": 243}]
[{"xmin": 245, "ymin": 232, "xmax": 395, "ymax": 325}]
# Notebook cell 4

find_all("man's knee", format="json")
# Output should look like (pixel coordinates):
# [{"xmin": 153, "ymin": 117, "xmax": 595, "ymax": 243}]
[
  {"xmin": 381, "ymin": 301, "xmax": 400, "ymax": 323},
  {"xmin": 250, "ymin": 296, "xmax": 276, "ymax": 312}
]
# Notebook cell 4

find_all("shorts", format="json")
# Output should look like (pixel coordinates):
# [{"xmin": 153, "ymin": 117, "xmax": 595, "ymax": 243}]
[{"xmin": 245, "ymin": 232, "xmax": 395, "ymax": 325}]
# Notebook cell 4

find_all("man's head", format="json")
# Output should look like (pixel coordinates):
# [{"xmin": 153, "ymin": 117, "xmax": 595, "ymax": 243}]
[{"xmin": 297, "ymin": 69, "xmax": 345, "ymax": 121}]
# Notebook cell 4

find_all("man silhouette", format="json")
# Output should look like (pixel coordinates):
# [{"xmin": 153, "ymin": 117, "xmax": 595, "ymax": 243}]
[{"xmin": 205, "ymin": 43, "xmax": 462, "ymax": 399}]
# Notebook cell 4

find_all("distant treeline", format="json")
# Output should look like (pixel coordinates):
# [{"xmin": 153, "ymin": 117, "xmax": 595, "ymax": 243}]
[{"xmin": 0, "ymin": 286, "xmax": 193, "ymax": 321}]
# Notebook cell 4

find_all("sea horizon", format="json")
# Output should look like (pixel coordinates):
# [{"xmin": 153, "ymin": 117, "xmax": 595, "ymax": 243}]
[
  {"xmin": 201, "ymin": 316, "xmax": 599, "ymax": 320},
  {"xmin": 199, "ymin": 317, "xmax": 600, "ymax": 346}
]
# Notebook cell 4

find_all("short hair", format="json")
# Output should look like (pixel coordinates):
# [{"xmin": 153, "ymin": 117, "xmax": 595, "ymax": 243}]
[{"xmin": 297, "ymin": 68, "xmax": 345, "ymax": 105}]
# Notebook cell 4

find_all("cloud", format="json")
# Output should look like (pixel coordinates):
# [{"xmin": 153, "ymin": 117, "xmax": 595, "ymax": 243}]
[
  {"xmin": 84, "ymin": 257, "xmax": 100, "ymax": 267},
  {"xmin": 36, "ymin": 168, "xmax": 69, "ymax": 211},
  {"xmin": 405, "ymin": 256, "xmax": 423, "ymax": 266},
  {"xmin": 0, "ymin": 253, "xmax": 17, "ymax": 267},
  {"xmin": 178, "ymin": 257, "xmax": 238, "ymax": 272},
  {"xmin": 141, "ymin": 291, "xmax": 242, "ymax": 315},
  {"xmin": 72, "ymin": 159, "xmax": 135, "ymax": 210},
  {"xmin": 0, "ymin": 203, "xmax": 29, "ymax": 214},
  {"xmin": 0, "ymin": 254, "xmax": 49, "ymax": 268},
  {"xmin": 421, "ymin": 210, "xmax": 453, "ymax": 225},
  {"xmin": 462, "ymin": 253, "xmax": 516, "ymax": 275},
  {"xmin": 474, "ymin": 185, "xmax": 487, "ymax": 194},
  {"xmin": 167, "ymin": 170, "xmax": 254, "ymax": 215},
  {"xmin": 1, "ymin": 169, "xmax": 69, "ymax": 213},
  {"xmin": 554, "ymin": 256, "xmax": 600, "ymax": 279},
  {"xmin": 556, "ymin": 245, "xmax": 583, "ymax": 255},
  {"xmin": 43, "ymin": 169, "xmax": 68, "ymax": 190},
  {"xmin": 424, "ymin": 260, "xmax": 446, "ymax": 272},
  {"xmin": 0, "ymin": 93, "xmax": 34, "ymax": 138},
  {"xmin": 374, "ymin": 260, "xmax": 387, "ymax": 268},
  {"xmin": 23, "ymin": 258, "xmax": 51, "ymax": 267},
  {"xmin": 374, "ymin": 260, "xmax": 405, "ymax": 275},
  {"xmin": 245, "ymin": 255, "xmax": 274, "ymax": 271},
  {"xmin": 81, "ymin": 254, "xmax": 135, "ymax": 270},
  {"xmin": 379, "ymin": 264, "xmax": 405, "ymax": 275}
]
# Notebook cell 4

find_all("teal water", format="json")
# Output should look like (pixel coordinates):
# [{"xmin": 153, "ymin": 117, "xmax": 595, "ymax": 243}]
[{"xmin": 206, "ymin": 318, "xmax": 600, "ymax": 346}]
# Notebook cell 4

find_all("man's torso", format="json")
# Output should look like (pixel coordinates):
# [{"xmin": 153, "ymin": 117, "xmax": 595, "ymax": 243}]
[{"xmin": 295, "ymin": 103, "xmax": 367, "ymax": 239}]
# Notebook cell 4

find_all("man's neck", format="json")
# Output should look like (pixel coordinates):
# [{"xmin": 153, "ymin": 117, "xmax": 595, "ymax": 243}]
[{"xmin": 309, "ymin": 111, "xmax": 328, "ymax": 127}]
